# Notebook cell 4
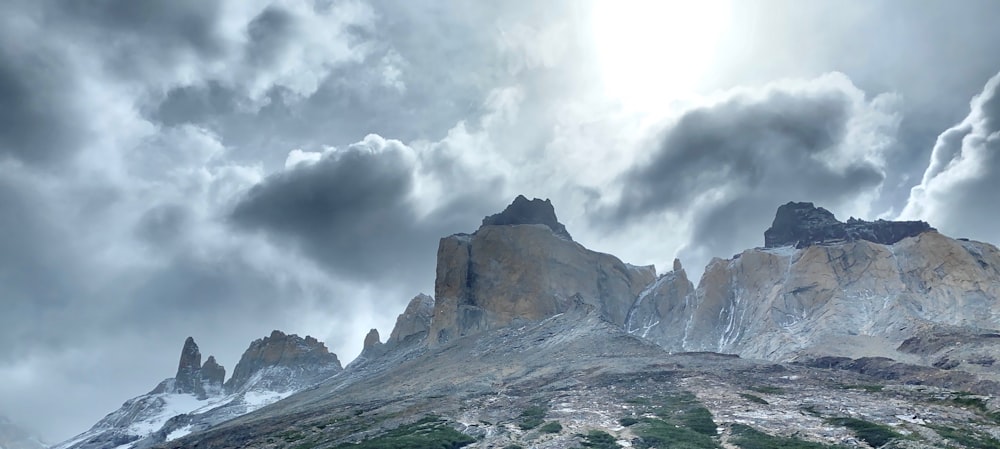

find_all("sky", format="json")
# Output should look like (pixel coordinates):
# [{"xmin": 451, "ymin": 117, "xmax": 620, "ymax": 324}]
[{"xmin": 2, "ymin": 0, "xmax": 1000, "ymax": 442}]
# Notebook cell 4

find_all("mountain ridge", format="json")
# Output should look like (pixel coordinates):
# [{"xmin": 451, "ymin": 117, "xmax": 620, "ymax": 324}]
[
  {"xmin": 58, "ymin": 196, "xmax": 1000, "ymax": 449},
  {"xmin": 55, "ymin": 332, "xmax": 340, "ymax": 449}
]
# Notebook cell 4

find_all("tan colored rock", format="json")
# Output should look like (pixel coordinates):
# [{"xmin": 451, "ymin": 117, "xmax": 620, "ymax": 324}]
[
  {"xmin": 387, "ymin": 293, "xmax": 435, "ymax": 346},
  {"xmin": 633, "ymin": 231, "xmax": 1000, "ymax": 362},
  {"xmin": 428, "ymin": 224, "xmax": 655, "ymax": 345},
  {"xmin": 225, "ymin": 330, "xmax": 342, "ymax": 392},
  {"xmin": 363, "ymin": 329, "xmax": 381, "ymax": 350}
]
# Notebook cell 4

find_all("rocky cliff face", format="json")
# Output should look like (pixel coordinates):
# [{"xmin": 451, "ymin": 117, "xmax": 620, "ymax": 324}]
[
  {"xmin": 764, "ymin": 201, "xmax": 933, "ymax": 248},
  {"xmin": 387, "ymin": 293, "xmax": 434, "ymax": 346},
  {"xmin": 630, "ymin": 203, "xmax": 999, "ymax": 368},
  {"xmin": 428, "ymin": 197, "xmax": 655, "ymax": 345},
  {"xmin": 225, "ymin": 330, "xmax": 342, "ymax": 394},
  {"xmin": 150, "ymin": 337, "xmax": 224, "ymax": 399}
]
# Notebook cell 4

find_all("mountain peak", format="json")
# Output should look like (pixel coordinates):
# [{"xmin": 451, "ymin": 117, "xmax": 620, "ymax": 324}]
[
  {"xmin": 225, "ymin": 330, "xmax": 342, "ymax": 393},
  {"xmin": 480, "ymin": 195, "xmax": 572, "ymax": 240},
  {"xmin": 174, "ymin": 336, "xmax": 203, "ymax": 394},
  {"xmin": 764, "ymin": 201, "xmax": 933, "ymax": 248}
]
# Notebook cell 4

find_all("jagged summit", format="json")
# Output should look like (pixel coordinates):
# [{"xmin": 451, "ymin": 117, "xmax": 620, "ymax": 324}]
[
  {"xmin": 59, "ymin": 331, "xmax": 341, "ymax": 449},
  {"xmin": 764, "ymin": 201, "xmax": 933, "ymax": 248},
  {"xmin": 225, "ymin": 330, "xmax": 342, "ymax": 393},
  {"xmin": 480, "ymin": 195, "xmax": 572, "ymax": 240},
  {"xmin": 153, "ymin": 337, "xmax": 225, "ymax": 399}
]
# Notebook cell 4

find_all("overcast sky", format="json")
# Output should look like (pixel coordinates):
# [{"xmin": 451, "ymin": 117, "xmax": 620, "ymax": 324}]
[{"xmin": 2, "ymin": 0, "xmax": 1000, "ymax": 442}]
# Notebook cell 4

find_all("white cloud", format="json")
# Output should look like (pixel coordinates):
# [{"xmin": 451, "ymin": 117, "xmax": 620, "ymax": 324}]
[{"xmin": 901, "ymin": 71, "xmax": 1000, "ymax": 243}]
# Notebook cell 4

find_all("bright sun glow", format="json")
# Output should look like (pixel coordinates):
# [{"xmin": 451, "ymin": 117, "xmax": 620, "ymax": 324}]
[{"xmin": 591, "ymin": 0, "xmax": 731, "ymax": 112}]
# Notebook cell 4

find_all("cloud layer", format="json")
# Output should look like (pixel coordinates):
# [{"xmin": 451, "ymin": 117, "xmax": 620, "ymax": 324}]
[
  {"xmin": 902, "ymin": 72, "xmax": 1000, "ymax": 243},
  {"xmin": 601, "ymin": 74, "xmax": 899, "ymax": 274},
  {"xmin": 0, "ymin": 0, "xmax": 999, "ymax": 443}
]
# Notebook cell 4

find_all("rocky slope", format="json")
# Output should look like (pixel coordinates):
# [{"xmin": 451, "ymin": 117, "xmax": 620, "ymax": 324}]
[
  {"xmin": 163, "ymin": 307, "xmax": 1000, "ymax": 449},
  {"xmin": 155, "ymin": 196, "xmax": 1000, "ymax": 449},
  {"xmin": 55, "ymin": 333, "xmax": 340, "ymax": 449},
  {"xmin": 626, "ymin": 202, "xmax": 1000, "ymax": 371}
]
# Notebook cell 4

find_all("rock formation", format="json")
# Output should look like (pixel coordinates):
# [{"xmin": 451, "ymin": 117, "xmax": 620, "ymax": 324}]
[
  {"xmin": 480, "ymin": 195, "xmax": 573, "ymax": 240},
  {"xmin": 363, "ymin": 329, "xmax": 381, "ymax": 350},
  {"xmin": 154, "ymin": 337, "xmax": 225, "ymax": 399},
  {"xmin": 58, "ymin": 331, "xmax": 343, "ymax": 449},
  {"xmin": 173, "ymin": 337, "xmax": 202, "ymax": 395},
  {"xmin": 225, "ymin": 330, "xmax": 342, "ymax": 393},
  {"xmin": 200, "ymin": 356, "xmax": 226, "ymax": 394},
  {"xmin": 764, "ymin": 201, "xmax": 933, "ymax": 248},
  {"xmin": 629, "ymin": 203, "xmax": 1000, "ymax": 365},
  {"xmin": 428, "ymin": 196, "xmax": 655, "ymax": 344},
  {"xmin": 387, "ymin": 293, "xmax": 434, "ymax": 346}
]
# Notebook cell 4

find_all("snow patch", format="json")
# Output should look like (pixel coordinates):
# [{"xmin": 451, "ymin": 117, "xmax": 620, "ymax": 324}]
[
  {"xmin": 243, "ymin": 390, "xmax": 294, "ymax": 410},
  {"xmin": 166, "ymin": 425, "xmax": 193, "ymax": 441}
]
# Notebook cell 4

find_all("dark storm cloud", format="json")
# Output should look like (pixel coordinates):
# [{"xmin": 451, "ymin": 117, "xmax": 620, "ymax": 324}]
[
  {"xmin": 0, "ymin": 34, "xmax": 86, "ymax": 166},
  {"xmin": 612, "ymin": 84, "xmax": 883, "ymax": 220},
  {"xmin": 230, "ymin": 136, "xmax": 466, "ymax": 282},
  {"xmin": 600, "ymin": 76, "xmax": 892, "ymax": 271},
  {"xmin": 0, "ymin": 177, "xmax": 76, "ymax": 352},
  {"xmin": 61, "ymin": 0, "xmax": 226, "ymax": 58},
  {"xmin": 903, "ymin": 71, "xmax": 1000, "ymax": 244}
]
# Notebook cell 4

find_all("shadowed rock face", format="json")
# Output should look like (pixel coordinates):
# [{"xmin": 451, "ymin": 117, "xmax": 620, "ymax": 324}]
[
  {"xmin": 764, "ymin": 201, "xmax": 933, "ymax": 248},
  {"xmin": 162, "ymin": 337, "xmax": 224, "ymax": 399},
  {"xmin": 480, "ymin": 195, "xmax": 572, "ymax": 241},
  {"xmin": 174, "ymin": 337, "xmax": 202, "ymax": 394},
  {"xmin": 201, "ymin": 356, "xmax": 226, "ymax": 390}
]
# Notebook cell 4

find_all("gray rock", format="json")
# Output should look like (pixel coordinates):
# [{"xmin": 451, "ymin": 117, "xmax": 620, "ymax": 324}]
[
  {"xmin": 387, "ymin": 293, "xmax": 435, "ymax": 347},
  {"xmin": 225, "ymin": 330, "xmax": 342, "ymax": 394},
  {"xmin": 173, "ymin": 337, "xmax": 202, "ymax": 396},
  {"xmin": 480, "ymin": 195, "xmax": 572, "ymax": 241},
  {"xmin": 200, "ymin": 356, "xmax": 225, "ymax": 392},
  {"xmin": 764, "ymin": 201, "xmax": 932, "ymax": 248}
]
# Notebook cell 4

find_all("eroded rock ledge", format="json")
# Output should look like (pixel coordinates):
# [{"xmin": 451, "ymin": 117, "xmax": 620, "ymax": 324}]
[{"xmin": 764, "ymin": 201, "xmax": 933, "ymax": 248}]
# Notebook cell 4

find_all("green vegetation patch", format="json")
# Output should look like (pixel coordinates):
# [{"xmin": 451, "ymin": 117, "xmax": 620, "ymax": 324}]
[
  {"xmin": 581, "ymin": 430, "xmax": 621, "ymax": 449},
  {"xmin": 332, "ymin": 416, "xmax": 474, "ymax": 449},
  {"xmin": 826, "ymin": 417, "xmax": 902, "ymax": 448},
  {"xmin": 739, "ymin": 393, "xmax": 769, "ymax": 405},
  {"xmin": 618, "ymin": 417, "xmax": 639, "ymax": 427},
  {"xmin": 633, "ymin": 418, "xmax": 720, "ymax": 449},
  {"xmin": 730, "ymin": 423, "xmax": 847, "ymax": 449},
  {"xmin": 518, "ymin": 404, "xmax": 548, "ymax": 430},
  {"xmin": 538, "ymin": 421, "xmax": 562, "ymax": 434},
  {"xmin": 930, "ymin": 425, "xmax": 1000, "ymax": 449},
  {"xmin": 648, "ymin": 392, "xmax": 718, "ymax": 436}
]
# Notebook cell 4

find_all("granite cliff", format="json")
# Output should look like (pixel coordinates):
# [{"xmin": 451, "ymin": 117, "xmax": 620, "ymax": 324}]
[
  {"xmin": 428, "ymin": 196, "xmax": 654, "ymax": 344},
  {"xmin": 627, "ymin": 202, "xmax": 1000, "ymax": 373}
]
